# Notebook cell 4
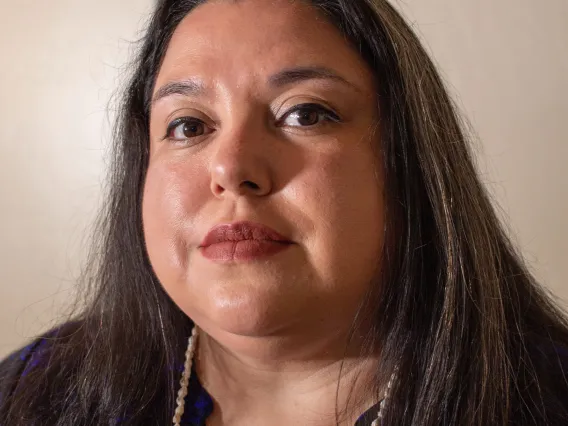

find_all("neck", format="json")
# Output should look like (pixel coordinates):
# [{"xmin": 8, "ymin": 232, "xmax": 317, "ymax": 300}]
[{"xmin": 195, "ymin": 325, "xmax": 380, "ymax": 426}]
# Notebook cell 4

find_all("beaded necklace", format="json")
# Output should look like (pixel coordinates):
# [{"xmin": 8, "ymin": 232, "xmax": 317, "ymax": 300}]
[{"xmin": 173, "ymin": 328, "xmax": 395, "ymax": 425}]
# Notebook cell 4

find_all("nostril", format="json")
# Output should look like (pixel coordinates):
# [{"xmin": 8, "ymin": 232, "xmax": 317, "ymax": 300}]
[{"xmin": 243, "ymin": 181, "xmax": 260, "ymax": 190}]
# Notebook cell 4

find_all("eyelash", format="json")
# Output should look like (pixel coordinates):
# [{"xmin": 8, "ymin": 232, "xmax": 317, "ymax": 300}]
[
  {"xmin": 276, "ymin": 103, "xmax": 341, "ymax": 127},
  {"xmin": 162, "ymin": 103, "xmax": 341, "ymax": 144}
]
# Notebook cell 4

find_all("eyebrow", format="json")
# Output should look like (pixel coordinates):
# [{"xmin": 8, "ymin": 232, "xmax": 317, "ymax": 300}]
[
  {"xmin": 151, "ymin": 66, "xmax": 359, "ymax": 105},
  {"xmin": 267, "ymin": 66, "xmax": 359, "ymax": 91},
  {"xmin": 151, "ymin": 79, "xmax": 207, "ymax": 105}
]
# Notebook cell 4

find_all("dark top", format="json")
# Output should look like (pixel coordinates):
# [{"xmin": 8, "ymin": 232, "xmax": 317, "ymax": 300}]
[
  {"xmin": 4, "ymin": 326, "xmax": 567, "ymax": 425},
  {"xmin": 0, "ymin": 331, "xmax": 381, "ymax": 425}
]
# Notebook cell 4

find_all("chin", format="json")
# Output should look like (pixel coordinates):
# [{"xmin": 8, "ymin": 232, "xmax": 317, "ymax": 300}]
[
  {"xmin": 200, "ymin": 291, "xmax": 292, "ymax": 338},
  {"xmin": 182, "ymin": 258, "xmax": 313, "ymax": 337},
  {"xmin": 182, "ymin": 278, "xmax": 309, "ymax": 342}
]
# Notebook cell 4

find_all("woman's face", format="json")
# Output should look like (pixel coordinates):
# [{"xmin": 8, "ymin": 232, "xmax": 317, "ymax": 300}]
[{"xmin": 143, "ymin": 0, "xmax": 384, "ymax": 339}]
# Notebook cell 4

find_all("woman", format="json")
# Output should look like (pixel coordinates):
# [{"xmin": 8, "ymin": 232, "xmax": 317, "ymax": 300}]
[{"xmin": 1, "ymin": 0, "xmax": 567, "ymax": 425}]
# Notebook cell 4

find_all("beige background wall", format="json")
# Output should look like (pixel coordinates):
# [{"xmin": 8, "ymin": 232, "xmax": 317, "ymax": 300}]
[{"xmin": 0, "ymin": 0, "xmax": 566, "ymax": 357}]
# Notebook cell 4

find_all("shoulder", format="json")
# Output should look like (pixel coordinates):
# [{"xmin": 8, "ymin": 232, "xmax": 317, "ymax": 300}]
[{"xmin": 0, "ymin": 321, "xmax": 81, "ymax": 419}]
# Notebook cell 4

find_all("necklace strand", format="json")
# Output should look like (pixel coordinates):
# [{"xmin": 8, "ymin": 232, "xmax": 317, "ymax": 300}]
[{"xmin": 173, "ymin": 328, "xmax": 394, "ymax": 425}]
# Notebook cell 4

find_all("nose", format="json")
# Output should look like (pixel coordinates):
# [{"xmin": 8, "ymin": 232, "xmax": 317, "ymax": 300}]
[{"xmin": 209, "ymin": 119, "xmax": 273, "ymax": 199}]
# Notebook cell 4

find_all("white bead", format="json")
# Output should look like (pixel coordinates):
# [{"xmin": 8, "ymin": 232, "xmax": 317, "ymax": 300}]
[{"xmin": 172, "ymin": 327, "xmax": 199, "ymax": 425}]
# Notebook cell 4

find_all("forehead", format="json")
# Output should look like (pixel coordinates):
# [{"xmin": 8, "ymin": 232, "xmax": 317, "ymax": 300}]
[{"xmin": 154, "ymin": 0, "xmax": 374, "ymax": 93}]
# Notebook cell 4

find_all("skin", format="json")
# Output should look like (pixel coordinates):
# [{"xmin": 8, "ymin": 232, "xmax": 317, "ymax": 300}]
[{"xmin": 143, "ymin": 0, "xmax": 385, "ymax": 424}]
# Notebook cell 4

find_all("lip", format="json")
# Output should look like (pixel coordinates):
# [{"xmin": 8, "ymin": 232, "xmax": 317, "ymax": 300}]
[
  {"xmin": 199, "ymin": 221, "xmax": 292, "ymax": 262},
  {"xmin": 200, "ymin": 221, "xmax": 291, "ymax": 247}
]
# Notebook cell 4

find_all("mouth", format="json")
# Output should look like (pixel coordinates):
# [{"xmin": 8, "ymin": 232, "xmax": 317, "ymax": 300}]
[{"xmin": 199, "ymin": 221, "xmax": 293, "ymax": 262}]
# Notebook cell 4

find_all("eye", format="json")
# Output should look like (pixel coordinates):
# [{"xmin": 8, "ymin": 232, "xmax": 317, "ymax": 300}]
[
  {"xmin": 164, "ymin": 117, "xmax": 212, "ymax": 142},
  {"xmin": 279, "ymin": 103, "xmax": 341, "ymax": 128}
]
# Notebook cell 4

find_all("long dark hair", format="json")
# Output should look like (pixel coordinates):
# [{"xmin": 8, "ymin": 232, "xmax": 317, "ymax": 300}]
[{"xmin": 3, "ymin": 0, "xmax": 567, "ymax": 424}]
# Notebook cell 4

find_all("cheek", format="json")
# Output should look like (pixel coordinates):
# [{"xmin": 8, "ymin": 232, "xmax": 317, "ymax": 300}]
[
  {"xmin": 142, "ymin": 158, "xmax": 205, "ymax": 281},
  {"xmin": 307, "ymin": 146, "xmax": 383, "ymax": 229},
  {"xmin": 297, "ymin": 145, "xmax": 384, "ymax": 289}
]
